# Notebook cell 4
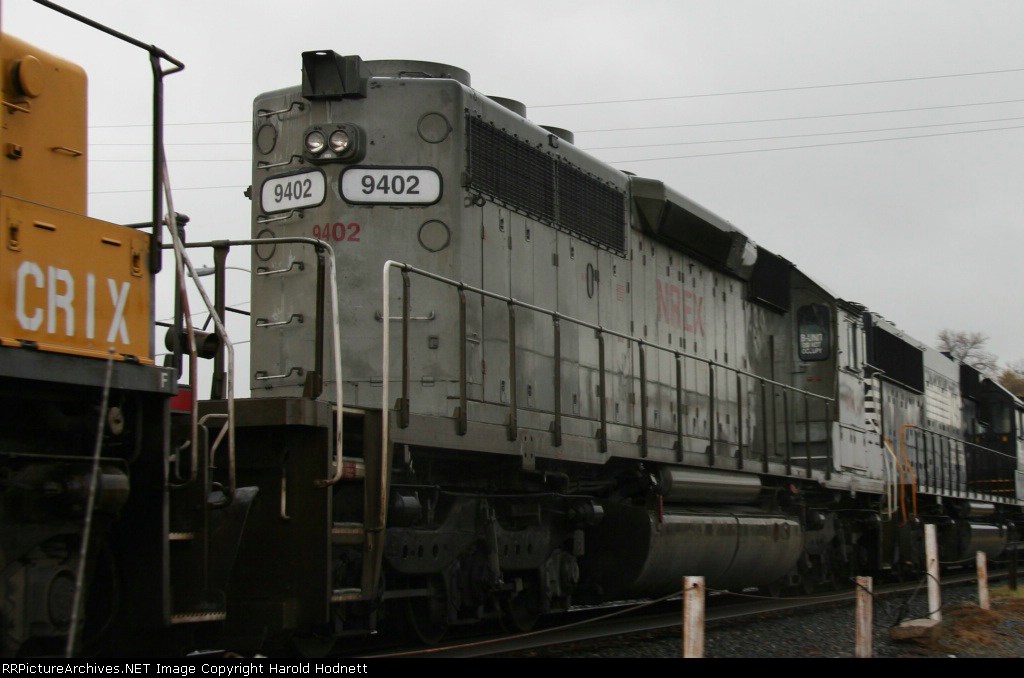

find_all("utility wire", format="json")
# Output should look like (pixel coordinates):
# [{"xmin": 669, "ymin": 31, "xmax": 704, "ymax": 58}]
[
  {"xmin": 90, "ymin": 120, "xmax": 249, "ymax": 129},
  {"xmin": 607, "ymin": 122, "xmax": 1024, "ymax": 163},
  {"xmin": 88, "ymin": 72, "xmax": 1024, "ymax": 131},
  {"xmin": 88, "ymin": 117, "xmax": 1024, "ymax": 167},
  {"xmin": 89, "ymin": 94, "xmax": 1024, "ymax": 134},
  {"xmin": 89, "ymin": 158, "xmax": 250, "ymax": 162},
  {"xmin": 89, "ymin": 184, "xmax": 243, "ymax": 195},
  {"xmin": 89, "ymin": 114, "xmax": 1024, "ymax": 162},
  {"xmin": 583, "ymin": 114, "xmax": 1024, "ymax": 151},
  {"xmin": 532, "ymin": 66, "xmax": 1024, "ymax": 108},
  {"xmin": 575, "ymin": 97, "xmax": 1024, "ymax": 133},
  {"xmin": 91, "ymin": 141, "xmax": 250, "ymax": 146}
]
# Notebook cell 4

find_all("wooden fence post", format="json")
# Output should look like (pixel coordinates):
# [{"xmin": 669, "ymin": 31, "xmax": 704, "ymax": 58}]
[
  {"xmin": 977, "ymin": 551, "xmax": 990, "ymax": 610},
  {"xmin": 1011, "ymin": 544, "xmax": 1019, "ymax": 591},
  {"xmin": 682, "ymin": 576, "xmax": 705, "ymax": 658},
  {"xmin": 855, "ymin": 576, "xmax": 873, "ymax": 658},
  {"xmin": 925, "ymin": 523, "xmax": 941, "ymax": 622}
]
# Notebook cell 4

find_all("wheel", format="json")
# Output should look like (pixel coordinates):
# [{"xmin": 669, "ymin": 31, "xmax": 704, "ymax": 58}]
[
  {"xmin": 404, "ymin": 580, "xmax": 449, "ymax": 645},
  {"xmin": 500, "ymin": 586, "xmax": 542, "ymax": 633},
  {"xmin": 289, "ymin": 632, "xmax": 337, "ymax": 658},
  {"xmin": 761, "ymin": 579, "xmax": 784, "ymax": 598}
]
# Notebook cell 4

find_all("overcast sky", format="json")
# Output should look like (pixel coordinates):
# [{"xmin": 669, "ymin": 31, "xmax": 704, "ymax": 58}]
[{"xmin": 6, "ymin": 0, "xmax": 1024, "ymax": 389}]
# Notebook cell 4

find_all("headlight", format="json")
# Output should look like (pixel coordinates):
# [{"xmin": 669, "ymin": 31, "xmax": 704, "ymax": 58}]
[
  {"xmin": 329, "ymin": 129, "xmax": 351, "ymax": 153},
  {"xmin": 300, "ymin": 123, "xmax": 364, "ymax": 163},
  {"xmin": 304, "ymin": 130, "xmax": 326, "ymax": 154}
]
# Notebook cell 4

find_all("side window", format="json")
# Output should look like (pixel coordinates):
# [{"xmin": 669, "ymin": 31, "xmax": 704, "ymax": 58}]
[
  {"xmin": 843, "ymin": 318, "xmax": 860, "ymax": 372},
  {"xmin": 797, "ymin": 304, "xmax": 831, "ymax": 362}
]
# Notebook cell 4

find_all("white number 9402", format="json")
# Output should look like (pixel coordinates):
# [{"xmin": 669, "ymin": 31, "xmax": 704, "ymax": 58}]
[
  {"xmin": 260, "ymin": 170, "xmax": 326, "ymax": 213},
  {"xmin": 341, "ymin": 167, "xmax": 441, "ymax": 205}
]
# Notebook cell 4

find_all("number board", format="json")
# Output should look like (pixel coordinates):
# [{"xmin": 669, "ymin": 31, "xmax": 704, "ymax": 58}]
[
  {"xmin": 340, "ymin": 167, "xmax": 442, "ymax": 205},
  {"xmin": 261, "ymin": 170, "xmax": 326, "ymax": 214}
]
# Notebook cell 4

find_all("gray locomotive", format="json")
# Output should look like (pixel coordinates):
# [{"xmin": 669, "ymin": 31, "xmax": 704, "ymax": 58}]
[{"xmin": 222, "ymin": 51, "xmax": 1024, "ymax": 645}]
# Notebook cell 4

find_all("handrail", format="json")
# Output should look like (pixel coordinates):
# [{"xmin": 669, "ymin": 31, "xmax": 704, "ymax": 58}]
[
  {"xmin": 382, "ymin": 260, "xmax": 835, "ymax": 495},
  {"xmin": 902, "ymin": 424, "xmax": 1015, "ymax": 504},
  {"xmin": 383, "ymin": 261, "xmax": 834, "ymax": 399},
  {"xmin": 880, "ymin": 436, "xmax": 901, "ymax": 518},
  {"xmin": 199, "ymin": 413, "xmax": 232, "ymax": 503},
  {"xmin": 172, "ymin": 237, "xmax": 344, "ymax": 488},
  {"xmin": 33, "ymin": 0, "xmax": 185, "ymax": 276},
  {"xmin": 161, "ymin": 168, "xmax": 208, "ymax": 489},
  {"xmin": 382, "ymin": 261, "xmax": 1018, "ymax": 508},
  {"xmin": 906, "ymin": 424, "xmax": 1017, "ymax": 463}
]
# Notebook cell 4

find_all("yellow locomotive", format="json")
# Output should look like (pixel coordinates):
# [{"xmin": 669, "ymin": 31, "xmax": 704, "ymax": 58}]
[{"xmin": 0, "ymin": 22, "xmax": 179, "ymax": 657}]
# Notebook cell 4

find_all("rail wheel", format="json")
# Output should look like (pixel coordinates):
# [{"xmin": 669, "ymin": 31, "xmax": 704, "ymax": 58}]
[
  {"xmin": 500, "ymin": 584, "xmax": 542, "ymax": 633},
  {"xmin": 761, "ymin": 578, "xmax": 785, "ymax": 598},
  {"xmin": 289, "ymin": 632, "xmax": 337, "ymax": 658},
  {"xmin": 799, "ymin": 559, "xmax": 822, "ymax": 595},
  {"xmin": 404, "ymin": 578, "xmax": 449, "ymax": 645}
]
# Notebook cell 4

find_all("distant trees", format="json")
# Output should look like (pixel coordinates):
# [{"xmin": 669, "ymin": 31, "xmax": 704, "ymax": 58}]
[
  {"xmin": 998, "ymin": 359, "xmax": 1024, "ymax": 399},
  {"xmin": 937, "ymin": 329, "xmax": 998, "ymax": 375},
  {"xmin": 937, "ymin": 329, "xmax": 1024, "ymax": 398}
]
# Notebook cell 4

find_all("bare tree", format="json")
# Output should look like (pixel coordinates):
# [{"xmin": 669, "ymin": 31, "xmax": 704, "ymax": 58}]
[
  {"xmin": 997, "ymin": 359, "xmax": 1024, "ymax": 398},
  {"xmin": 937, "ymin": 329, "xmax": 998, "ymax": 374}
]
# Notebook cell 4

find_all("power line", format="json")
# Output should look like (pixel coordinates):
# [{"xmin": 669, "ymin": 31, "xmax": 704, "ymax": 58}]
[
  {"xmin": 87, "ymin": 93, "xmax": 1024, "ymax": 136},
  {"xmin": 90, "ymin": 120, "xmax": 248, "ymax": 129},
  {"xmin": 156, "ymin": 300, "xmax": 250, "ymax": 326},
  {"xmin": 89, "ymin": 158, "xmax": 249, "ymax": 162},
  {"xmin": 91, "ymin": 142, "xmax": 250, "ymax": 146},
  {"xmin": 89, "ymin": 185, "xmax": 243, "ymax": 195},
  {"xmin": 607, "ymin": 123, "xmax": 1024, "ymax": 163},
  {"xmin": 87, "ymin": 115, "xmax": 1024, "ymax": 159},
  {"xmin": 583, "ymin": 115, "xmax": 1024, "ymax": 151},
  {"xmin": 532, "ymin": 66, "xmax": 1024, "ymax": 108},
  {"xmin": 575, "ymin": 97, "xmax": 1024, "ymax": 133}
]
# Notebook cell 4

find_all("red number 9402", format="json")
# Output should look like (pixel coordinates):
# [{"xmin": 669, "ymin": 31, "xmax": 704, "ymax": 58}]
[{"xmin": 313, "ymin": 222, "xmax": 361, "ymax": 242}]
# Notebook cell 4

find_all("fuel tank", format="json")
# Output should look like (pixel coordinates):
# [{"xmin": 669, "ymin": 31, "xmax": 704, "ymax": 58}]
[
  {"xmin": 960, "ymin": 521, "xmax": 1007, "ymax": 561},
  {"xmin": 580, "ymin": 504, "xmax": 803, "ymax": 598},
  {"xmin": 657, "ymin": 466, "xmax": 762, "ymax": 504}
]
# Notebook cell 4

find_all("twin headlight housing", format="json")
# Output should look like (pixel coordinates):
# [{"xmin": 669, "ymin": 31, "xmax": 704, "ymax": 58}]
[{"xmin": 303, "ymin": 123, "xmax": 363, "ymax": 162}]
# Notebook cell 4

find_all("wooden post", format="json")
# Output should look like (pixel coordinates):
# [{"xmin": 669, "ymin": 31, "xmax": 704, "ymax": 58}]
[
  {"xmin": 855, "ymin": 576, "xmax": 873, "ymax": 658},
  {"xmin": 682, "ymin": 576, "xmax": 705, "ymax": 658},
  {"xmin": 925, "ymin": 523, "xmax": 941, "ymax": 622},
  {"xmin": 1011, "ymin": 545, "xmax": 1019, "ymax": 592},
  {"xmin": 977, "ymin": 551, "xmax": 990, "ymax": 610}
]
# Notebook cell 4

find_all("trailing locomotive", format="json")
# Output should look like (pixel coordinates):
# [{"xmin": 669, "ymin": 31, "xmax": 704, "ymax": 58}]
[{"xmin": 3, "ymin": 3, "xmax": 1024, "ymax": 657}]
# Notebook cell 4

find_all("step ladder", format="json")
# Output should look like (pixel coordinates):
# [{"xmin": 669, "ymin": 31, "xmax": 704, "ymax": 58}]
[
  {"xmin": 166, "ymin": 414, "xmax": 252, "ymax": 627},
  {"xmin": 328, "ymin": 407, "xmax": 388, "ymax": 607}
]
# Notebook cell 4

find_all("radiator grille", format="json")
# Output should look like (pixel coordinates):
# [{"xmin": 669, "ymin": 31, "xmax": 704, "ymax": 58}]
[
  {"xmin": 557, "ymin": 161, "xmax": 625, "ymax": 252},
  {"xmin": 468, "ymin": 116, "xmax": 625, "ymax": 253},
  {"xmin": 467, "ymin": 117, "xmax": 555, "ymax": 222}
]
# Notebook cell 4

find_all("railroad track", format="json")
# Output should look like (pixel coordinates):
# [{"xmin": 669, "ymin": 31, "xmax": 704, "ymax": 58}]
[{"xmin": 356, "ymin": 569, "xmax": 1003, "ymax": 658}]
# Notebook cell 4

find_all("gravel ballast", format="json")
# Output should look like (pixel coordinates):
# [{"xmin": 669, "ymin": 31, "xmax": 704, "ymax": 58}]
[{"xmin": 503, "ymin": 582, "xmax": 1024, "ymax": 658}]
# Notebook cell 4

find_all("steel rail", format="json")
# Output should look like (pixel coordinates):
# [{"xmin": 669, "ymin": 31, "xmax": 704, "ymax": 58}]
[{"xmin": 369, "ymin": 570, "xmax": 1000, "ymax": 658}]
